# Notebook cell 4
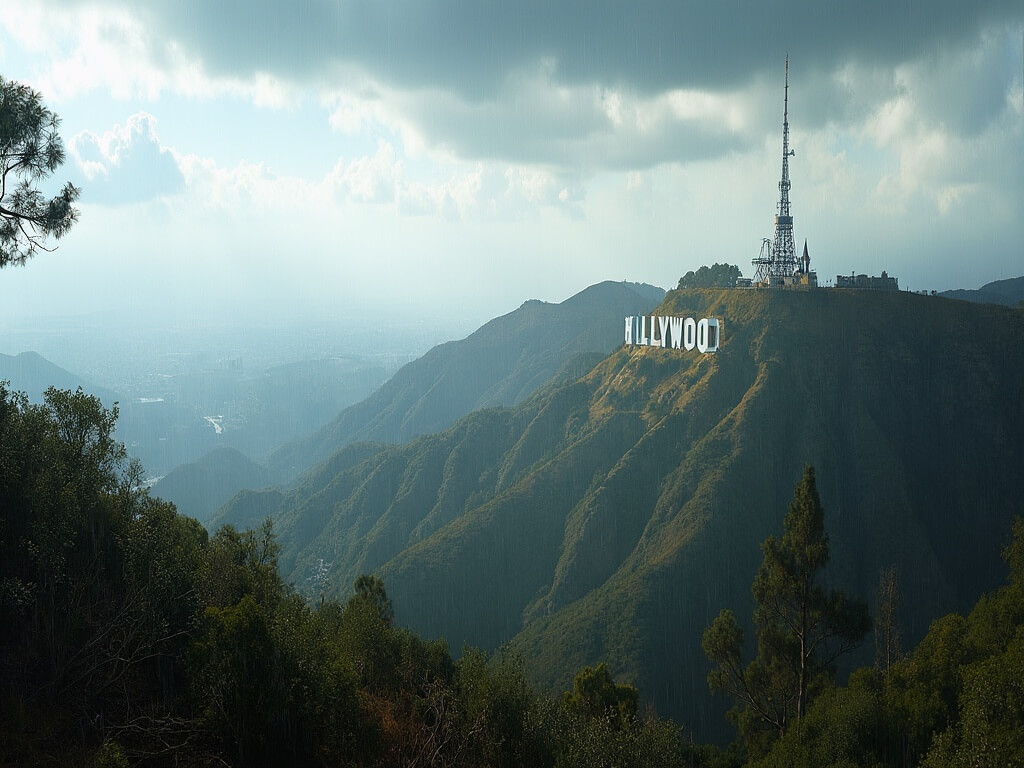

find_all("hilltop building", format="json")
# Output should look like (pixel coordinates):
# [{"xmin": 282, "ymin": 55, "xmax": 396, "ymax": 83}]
[
  {"xmin": 835, "ymin": 271, "xmax": 899, "ymax": 291},
  {"xmin": 794, "ymin": 240, "xmax": 817, "ymax": 287}
]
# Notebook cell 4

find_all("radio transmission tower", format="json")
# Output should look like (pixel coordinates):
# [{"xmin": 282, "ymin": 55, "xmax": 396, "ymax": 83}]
[{"xmin": 752, "ymin": 56, "xmax": 797, "ymax": 283}]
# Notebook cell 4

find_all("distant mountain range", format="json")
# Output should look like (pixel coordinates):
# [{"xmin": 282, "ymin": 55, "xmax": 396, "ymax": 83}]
[
  {"xmin": 0, "ymin": 348, "xmax": 388, "ymax": 480},
  {"xmin": 938, "ymin": 275, "xmax": 1024, "ymax": 306},
  {"xmin": 0, "ymin": 350, "xmax": 272, "ymax": 478},
  {"xmin": 266, "ymin": 281, "xmax": 665, "ymax": 480},
  {"xmin": 0, "ymin": 351, "xmax": 121, "ymax": 404},
  {"xmin": 218, "ymin": 287, "xmax": 1024, "ymax": 744}
]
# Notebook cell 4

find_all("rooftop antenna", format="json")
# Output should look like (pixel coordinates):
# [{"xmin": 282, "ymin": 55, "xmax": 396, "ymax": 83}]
[{"xmin": 753, "ymin": 55, "xmax": 798, "ymax": 283}]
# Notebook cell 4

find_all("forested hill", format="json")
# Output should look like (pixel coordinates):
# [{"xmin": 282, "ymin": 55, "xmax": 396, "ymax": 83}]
[
  {"xmin": 219, "ymin": 287, "xmax": 1024, "ymax": 744},
  {"xmin": 266, "ymin": 280, "xmax": 664, "ymax": 479}
]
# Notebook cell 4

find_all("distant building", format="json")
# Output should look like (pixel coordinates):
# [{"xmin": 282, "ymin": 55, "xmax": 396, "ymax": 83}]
[
  {"xmin": 794, "ymin": 240, "xmax": 817, "ymax": 288},
  {"xmin": 835, "ymin": 271, "xmax": 899, "ymax": 291}
]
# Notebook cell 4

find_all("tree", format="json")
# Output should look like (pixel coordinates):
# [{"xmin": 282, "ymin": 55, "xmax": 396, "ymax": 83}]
[
  {"xmin": 914, "ymin": 517, "xmax": 1024, "ymax": 766},
  {"xmin": 703, "ymin": 465, "xmax": 870, "ymax": 752},
  {"xmin": 0, "ymin": 384, "xmax": 212, "ymax": 763},
  {"xmin": 562, "ymin": 662, "xmax": 638, "ymax": 729},
  {"xmin": 198, "ymin": 519, "xmax": 282, "ymax": 610},
  {"xmin": 354, "ymin": 573, "xmax": 394, "ymax": 624},
  {"xmin": 1, "ymin": 76, "xmax": 80, "ymax": 268},
  {"xmin": 875, "ymin": 565, "xmax": 902, "ymax": 674},
  {"xmin": 750, "ymin": 668, "xmax": 890, "ymax": 768},
  {"xmin": 678, "ymin": 263, "xmax": 741, "ymax": 289},
  {"xmin": 550, "ymin": 663, "xmax": 697, "ymax": 768}
]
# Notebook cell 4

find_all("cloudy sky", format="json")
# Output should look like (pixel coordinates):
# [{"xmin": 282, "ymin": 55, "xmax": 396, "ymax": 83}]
[{"xmin": 1, "ymin": 1, "xmax": 1021, "ymax": 328}]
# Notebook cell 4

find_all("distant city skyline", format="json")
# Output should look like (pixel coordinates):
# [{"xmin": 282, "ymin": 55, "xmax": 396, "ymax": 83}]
[{"xmin": 1, "ymin": 2, "xmax": 1022, "ymax": 330}]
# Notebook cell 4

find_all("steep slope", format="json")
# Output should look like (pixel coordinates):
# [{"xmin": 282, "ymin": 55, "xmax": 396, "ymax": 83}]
[
  {"xmin": 222, "ymin": 288, "xmax": 1024, "ymax": 743},
  {"xmin": 266, "ymin": 281, "xmax": 664, "ymax": 478},
  {"xmin": 499, "ymin": 289, "xmax": 1024, "ymax": 740},
  {"xmin": 151, "ymin": 447, "xmax": 274, "ymax": 525}
]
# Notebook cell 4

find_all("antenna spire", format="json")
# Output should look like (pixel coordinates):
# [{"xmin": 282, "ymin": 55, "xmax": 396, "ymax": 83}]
[
  {"xmin": 752, "ymin": 56, "xmax": 798, "ymax": 284},
  {"xmin": 784, "ymin": 54, "xmax": 789, "ymax": 127}
]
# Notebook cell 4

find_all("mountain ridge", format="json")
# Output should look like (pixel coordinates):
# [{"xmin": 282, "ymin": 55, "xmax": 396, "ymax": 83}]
[
  {"xmin": 267, "ymin": 280, "xmax": 665, "ymax": 479},
  {"xmin": 219, "ymin": 287, "xmax": 1024, "ymax": 743},
  {"xmin": 0, "ymin": 350, "xmax": 122, "ymax": 404},
  {"xmin": 938, "ymin": 274, "xmax": 1024, "ymax": 306},
  {"xmin": 151, "ymin": 446, "xmax": 274, "ymax": 524}
]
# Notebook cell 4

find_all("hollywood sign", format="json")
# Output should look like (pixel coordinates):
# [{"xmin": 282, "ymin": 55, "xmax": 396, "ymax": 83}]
[{"xmin": 624, "ymin": 315, "xmax": 721, "ymax": 353}]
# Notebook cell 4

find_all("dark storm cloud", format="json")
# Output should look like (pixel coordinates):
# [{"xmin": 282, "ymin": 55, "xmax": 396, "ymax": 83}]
[
  {"xmin": 906, "ymin": 30, "xmax": 1023, "ymax": 135},
  {"xmin": 54, "ymin": 0, "xmax": 1024, "ymax": 171},
  {"xmin": 134, "ymin": 0, "xmax": 1019, "ymax": 96},
  {"xmin": 396, "ymin": 80, "xmax": 756, "ymax": 170}
]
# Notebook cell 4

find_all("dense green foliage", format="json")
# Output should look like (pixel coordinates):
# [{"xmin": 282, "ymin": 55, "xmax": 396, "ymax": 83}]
[
  {"xmin": 220, "ymin": 288, "xmax": 1024, "ymax": 743},
  {"xmin": 0, "ymin": 383, "xmax": 717, "ymax": 766},
  {"xmin": 3, "ymin": 382, "xmax": 1022, "ymax": 765},
  {"xmin": 0, "ymin": 76, "xmax": 80, "ymax": 267},
  {"xmin": 704, "ymin": 466, "xmax": 870, "ymax": 755},
  {"xmin": 353, "ymin": 573, "xmax": 394, "ymax": 624},
  {"xmin": 562, "ymin": 662, "xmax": 639, "ymax": 728},
  {"xmin": 748, "ymin": 517, "xmax": 1024, "ymax": 767},
  {"xmin": 677, "ymin": 264, "xmax": 742, "ymax": 289}
]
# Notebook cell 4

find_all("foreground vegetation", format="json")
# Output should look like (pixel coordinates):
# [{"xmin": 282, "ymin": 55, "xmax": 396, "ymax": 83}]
[
  {"xmin": 703, "ymin": 466, "xmax": 1024, "ymax": 766},
  {"xmin": 2, "ymin": 384, "xmax": 1022, "ymax": 766},
  {"xmin": 0, "ymin": 385, "xmax": 720, "ymax": 767},
  {"xmin": 730, "ymin": 513, "xmax": 1024, "ymax": 767}
]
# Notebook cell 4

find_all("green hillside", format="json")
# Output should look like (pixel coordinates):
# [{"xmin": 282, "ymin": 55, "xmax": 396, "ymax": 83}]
[{"xmin": 219, "ymin": 287, "xmax": 1024, "ymax": 743}]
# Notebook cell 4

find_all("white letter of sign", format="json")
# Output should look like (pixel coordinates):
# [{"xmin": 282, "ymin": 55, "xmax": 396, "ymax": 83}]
[
  {"xmin": 624, "ymin": 317, "xmax": 633, "ymax": 345},
  {"xmin": 658, "ymin": 316, "xmax": 670, "ymax": 348},
  {"xmin": 640, "ymin": 316, "xmax": 649, "ymax": 345},
  {"xmin": 697, "ymin": 319, "xmax": 709, "ymax": 353},
  {"xmin": 684, "ymin": 318, "xmax": 696, "ymax": 351},
  {"xmin": 669, "ymin": 317, "xmax": 683, "ymax": 349},
  {"xmin": 705, "ymin": 318, "xmax": 720, "ymax": 352}
]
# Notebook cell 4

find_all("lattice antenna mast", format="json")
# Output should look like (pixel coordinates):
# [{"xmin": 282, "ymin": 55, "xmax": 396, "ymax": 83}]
[
  {"xmin": 772, "ymin": 55, "xmax": 797, "ymax": 277},
  {"xmin": 752, "ymin": 56, "xmax": 798, "ymax": 283}
]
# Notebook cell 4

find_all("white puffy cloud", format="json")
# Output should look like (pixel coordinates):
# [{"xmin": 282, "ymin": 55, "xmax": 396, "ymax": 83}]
[
  {"xmin": 0, "ymin": 3, "xmax": 295, "ymax": 106},
  {"xmin": 329, "ymin": 140, "xmax": 403, "ymax": 205},
  {"xmin": 69, "ymin": 113, "xmax": 185, "ymax": 204}
]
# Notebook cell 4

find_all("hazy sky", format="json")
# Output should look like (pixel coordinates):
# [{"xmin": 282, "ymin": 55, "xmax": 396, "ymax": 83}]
[{"xmin": 1, "ymin": 1, "xmax": 1021, "ymax": 328}]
